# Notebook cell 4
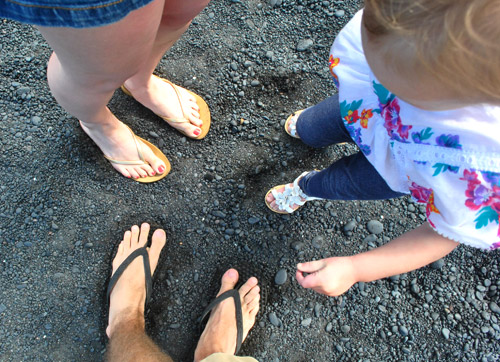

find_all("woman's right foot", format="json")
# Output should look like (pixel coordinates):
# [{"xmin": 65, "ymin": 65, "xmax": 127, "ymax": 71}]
[
  {"xmin": 193, "ymin": 269, "xmax": 260, "ymax": 362},
  {"xmin": 79, "ymin": 113, "xmax": 167, "ymax": 180}
]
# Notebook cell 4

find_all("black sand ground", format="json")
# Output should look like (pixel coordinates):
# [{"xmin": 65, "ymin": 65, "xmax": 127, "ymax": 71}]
[{"xmin": 0, "ymin": 1, "xmax": 499, "ymax": 361}]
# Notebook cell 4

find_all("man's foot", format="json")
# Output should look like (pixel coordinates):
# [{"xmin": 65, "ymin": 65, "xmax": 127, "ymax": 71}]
[
  {"xmin": 106, "ymin": 223, "xmax": 166, "ymax": 338},
  {"xmin": 194, "ymin": 269, "xmax": 260, "ymax": 362},
  {"xmin": 123, "ymin": 75, "xmax": 203, "ymax": 138},
  {"xmin": 80, "ymin": 115, "xmax": 167, "ymax": 179}
]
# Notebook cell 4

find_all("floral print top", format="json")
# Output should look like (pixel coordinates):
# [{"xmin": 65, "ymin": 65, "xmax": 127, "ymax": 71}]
[{"xmin": 329, "ymin": 10, "xmax": 500, "ymax": 250}]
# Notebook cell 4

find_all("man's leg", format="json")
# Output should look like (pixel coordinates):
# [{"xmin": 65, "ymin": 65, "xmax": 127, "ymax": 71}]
[
  {"xmin": 106, "ymin": 223, "xmax": 171, "ymax": 362},
  {"xmin": 122, "ymin": 0, "xmax": 211, "ymax": 138},
  {"xmin": 194, "ymin": 269, "xmax": 260, "ymax": 362}
]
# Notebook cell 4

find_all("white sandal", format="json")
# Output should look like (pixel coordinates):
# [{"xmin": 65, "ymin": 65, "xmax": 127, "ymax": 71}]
[
  {"xmin": 284, "ymin": 110, "xmax": 304, "ymax": 138},
  {"xmin": 265, "ymin": 171, "xmax": 321, "ymax": 214}
]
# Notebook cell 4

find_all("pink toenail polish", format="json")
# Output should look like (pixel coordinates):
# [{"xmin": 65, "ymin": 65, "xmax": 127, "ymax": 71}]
[
  {"xmin": 151, "ymin": 171, "xmax": 156, "ymax": 176},
  {"xmin": 158, "ymin": 166, "xmax": 165, "ymax": 173},
  {"xmin": 193, "ymin": 129, "xmax": 201, "ymax": 136}
]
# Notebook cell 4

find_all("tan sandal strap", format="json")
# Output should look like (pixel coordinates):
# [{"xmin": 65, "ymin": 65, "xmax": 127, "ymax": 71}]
[
  {"xmin": 103, "ymin": 155, "xmax": 146, "ymax": 166},
  {"xmin": 103, "ymin": 123, "xmax": 146, "ymax": 165},
  {"xmin": 161, "ymin": 116, "xmax": 189, "ymax": 124},
  {"xmin": 153, "ymin": 75, "xmax": 187, "ymax": 119}
]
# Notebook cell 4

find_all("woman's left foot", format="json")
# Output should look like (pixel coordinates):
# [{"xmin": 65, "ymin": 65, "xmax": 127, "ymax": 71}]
[{"xmin": 123, "ymin": 75, "xmax": 203, "ymax": 138}]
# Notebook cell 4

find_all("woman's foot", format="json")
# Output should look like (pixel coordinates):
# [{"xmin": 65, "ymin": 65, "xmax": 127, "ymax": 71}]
[
  {"xmin": 107, "ymin": 223, "xmax": 166, "ymax": 338},
  {"xmin": 193, "ymin": 269, "xmax": 260, "ymax": 362},
  {"xmin": 80, "ymin": 115, "xmax": 167, "ymax": 179},
  {"xmin": 123, "ymin": 75, "xmax": 203, "ymax": 138}
]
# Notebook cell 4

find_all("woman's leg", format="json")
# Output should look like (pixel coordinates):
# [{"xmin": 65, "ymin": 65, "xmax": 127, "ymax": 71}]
[
  {"xmin": 123, "ymin": 0, "xmax": 211, "ymax": 138},
  {"xmin": 295, "ymin": 94, "xmax": 353, "ymax": 147},
  {"xmin": 36, "ymin": 0, "xmax": 168, "ymax": 179}
]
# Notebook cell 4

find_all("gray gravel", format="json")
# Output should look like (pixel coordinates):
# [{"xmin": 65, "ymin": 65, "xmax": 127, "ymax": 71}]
[{"xmin": 1, "ymin": 1, "xmax": 500, "ymax": 361}]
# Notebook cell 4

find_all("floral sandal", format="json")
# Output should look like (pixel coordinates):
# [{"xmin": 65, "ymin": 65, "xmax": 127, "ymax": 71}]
[
  {"xmin": 265, "ymin": 171, "xmax": 321, "ymax": 214},
  {"xmin": 284, "ymin": 110, "xmax": 304, "ymax": 138}
]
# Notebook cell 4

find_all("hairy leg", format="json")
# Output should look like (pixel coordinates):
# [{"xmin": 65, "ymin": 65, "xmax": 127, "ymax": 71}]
[
  {"xmin": 123, "ymin": 0, "xmax": 211, "ymax": 137},
  {"xmin": 107, "ymin": 315, "xmax": 173, "ymax": 362},
  {"xmin": 106, "ymin": 223, "xmax": 170, "ymax": 362},
  {"xmin": 36, "ymin": 0, "xmax": 168, "ymax": 179}
]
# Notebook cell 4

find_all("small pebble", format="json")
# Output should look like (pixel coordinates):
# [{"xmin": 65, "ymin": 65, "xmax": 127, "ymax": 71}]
[
  {"xmin": 268, "ymin": 312, "xmax": 280, "ymax": 326},
  {"xmin": 442, "ymin": 328, "xmax": 450, "ymax": 339},
  {"xmin": 296, "ymin": 39, "xmax": 313, "ymax": 52},
  {"xmin": 301, "ymin": 318, "xmax": 312, "ymax": 327},
  {"xmin": 275, "ymin": 269, "xmax": 287, "ymax": 285},
  {"xmin": 367, "ymin": 220, "xmax": 384, "ymax": 234},
  {"xmin": 431, "ymin": 259, "xmax": 445, "ymax": 269}
]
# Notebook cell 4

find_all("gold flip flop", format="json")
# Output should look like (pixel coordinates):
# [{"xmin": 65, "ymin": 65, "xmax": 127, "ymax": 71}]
[
  {"xmin": 80, "ymin": 121, "xmax": 171, "ymax": 183},
  {"xmin": 121, "ymin": 75, "xmax": 211, "ymax": 140}
]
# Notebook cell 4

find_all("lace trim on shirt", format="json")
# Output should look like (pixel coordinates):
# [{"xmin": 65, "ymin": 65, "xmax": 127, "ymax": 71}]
[
  {"xmin": 426, "ymin": 221, "xmax": 492, "ymax": 250},
  {"xmin": 391, "ymin": 142, "xmax": 500, "ymax": 173}
]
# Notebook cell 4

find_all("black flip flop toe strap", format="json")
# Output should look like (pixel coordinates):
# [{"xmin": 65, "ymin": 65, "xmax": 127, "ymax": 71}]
[
  {"xmin": 199, "ymin": 289, "xmax": 244, "ymax": 355},
  {"xmin": 107, "ymin": 247, "xmax": 152, "ymax": 304}
]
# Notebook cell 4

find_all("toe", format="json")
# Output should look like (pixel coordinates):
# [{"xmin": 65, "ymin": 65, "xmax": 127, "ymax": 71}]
[
  {"xmin": 139, "ymin": 164, "xmax": 156, "ymax": 177},
  {"xmin": 176, "ymin": 122, "xmax": 202, "ymax": 138},
  {"xmin": 119, "ymin": 167, "xmax": 132, "ymax": 179},
  {"xmin": 137, "ymin": 140, "xmax": 165, "ymax": 175},
  {"xmin": 246, "ymin": 293, "xmax": 260, "ymax": 313},
  {"xmin": 130, "ymin": 225, "xmax": 140, "ymax": 247},
  {"xmin": 138, "ymin": 223, "xmax": 150, "ymax": 247},
  {"xmin": 135, "ymin": 167, "xmax": 149, "ymax": 179},
  {"xmin": 148, "ymin": 229, "xmax": 166, "ymax": 275},
  {"xmin": 218, "ymin": 269, "xmax": 239, "ymax": 295},
  {"xmin": 265, "ymin": 191, "xmax": 275, "ymax": 203},
  {"xmin": 238, "ymin": 277, "xmax": 258, "ymax": 297},
  {"xmin": 127, "ymin": 167, "xmax": 141, "ymax": 180},
  {"xmin": 188, "ymin": 111, "xmax": 203, "ymax": 128},
  {"xmin": 122, "ymin": 230, "xmax": 132, "ymax": 250}
]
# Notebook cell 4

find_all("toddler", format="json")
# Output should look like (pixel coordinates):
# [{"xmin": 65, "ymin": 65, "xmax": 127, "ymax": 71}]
[{"xmin": 265, "ymin": 0, "xmax": 500, "ymax": 296}]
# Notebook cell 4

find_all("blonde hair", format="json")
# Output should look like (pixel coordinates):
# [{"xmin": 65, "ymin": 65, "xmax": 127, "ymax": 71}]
[{"xmin": 363, "ymin": 0, "xmax": 500, "ymax": 104}]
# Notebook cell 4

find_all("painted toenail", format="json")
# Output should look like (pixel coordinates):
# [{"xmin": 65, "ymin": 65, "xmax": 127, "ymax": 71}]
[
  {"xmin": 158, "ymin": 166, "xmax": 165, "ymax": 173},
  {"xmin": 193, "ymin": 129, "xmax": 201, "ymax": 136},
  {"xmin": 151, "ymin": 171, "xmax": 156, "ymax": 176}
]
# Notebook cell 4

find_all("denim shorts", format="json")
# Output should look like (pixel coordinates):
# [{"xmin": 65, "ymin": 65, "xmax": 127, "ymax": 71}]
[{"xmin": 0, "ymin": 0, "xmax": 155, "ymax": 28}]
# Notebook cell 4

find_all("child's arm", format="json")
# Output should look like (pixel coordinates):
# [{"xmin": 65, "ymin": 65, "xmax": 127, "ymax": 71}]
[{"xmin": 295, "ymin": 222, "xmax": 459, "ymax": 297}]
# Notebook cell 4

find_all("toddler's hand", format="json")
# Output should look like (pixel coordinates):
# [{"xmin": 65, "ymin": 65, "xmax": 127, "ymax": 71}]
[{"xmin": 295, "ymin": 257, "xmax": 357, "ymax": 297}]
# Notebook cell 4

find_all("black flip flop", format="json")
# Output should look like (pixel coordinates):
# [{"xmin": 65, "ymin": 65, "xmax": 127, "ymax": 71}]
[
  {"xmin": 107, "ymin": 247, "xmax": 152, "ymax": 304},
  {"xmin": 199, "ymin": 289, "xmax": 244, "ymax": 355}
]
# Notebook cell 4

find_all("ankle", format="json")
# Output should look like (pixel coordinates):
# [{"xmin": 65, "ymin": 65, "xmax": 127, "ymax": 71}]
[
  {"xmin": 80, "ymin": 118, "xmax": 122, "ymax": 133},
  {"xmin": 108, "ymin": 309, "xmax": 145, "ymax": 338}
]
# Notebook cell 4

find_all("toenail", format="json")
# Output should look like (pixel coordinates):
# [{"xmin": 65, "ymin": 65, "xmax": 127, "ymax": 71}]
[
  {"xmin": 193, "ymin": 128, "xmax": 201, "ymax": 136},
  {"xmin": 158, "ymin": 166, "xmax": 165, "ymax": 173},
  {"xmin": 151, "ymin": 171, "xmax": 156, "ymax": 176}
]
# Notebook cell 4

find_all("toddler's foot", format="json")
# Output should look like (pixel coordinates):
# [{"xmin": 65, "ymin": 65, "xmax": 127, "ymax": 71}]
[
  {"xmin": 123, "ymin": 75, "xmax": 203, "ymax": 138},
  {"xmin": 284, "ymin": 110, "xmax": 304, "ymax": 139},
  {"xmin": 265, "ymin": 171, "xmax": 321, "ymax": 214},
  {"xmin": 194, "ymin": 269, "xmax": 260, "ymax": 361},
  {"xmin": 80, "ymin": 116, "xmax": 167, "ymax": 180}
]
